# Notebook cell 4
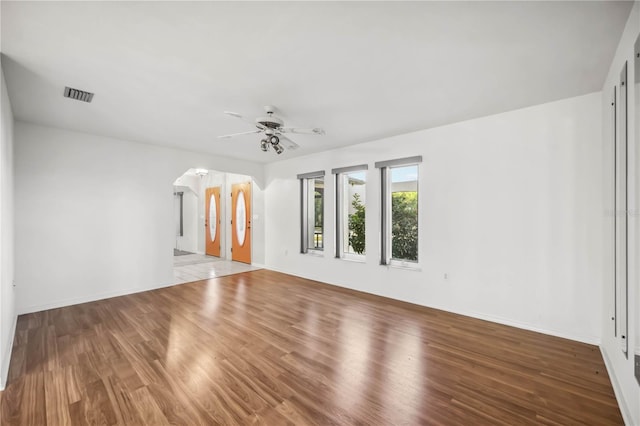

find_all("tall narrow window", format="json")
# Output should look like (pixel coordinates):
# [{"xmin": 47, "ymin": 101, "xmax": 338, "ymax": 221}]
[
  {"xmin": 332, "ymin": 165, "xmax": 368, "ymax": 259},
  {"xmin": 298, "ymin": 171, "xmax": 325, "ymax": 253},
  {"xmin": 376, "ymin": 156, "xmax": 422, "ymax": 266}
]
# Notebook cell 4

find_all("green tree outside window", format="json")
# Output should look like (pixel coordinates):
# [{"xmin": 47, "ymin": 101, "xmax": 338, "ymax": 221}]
[
  {"xmin": 391, "ymin": 192, "xmax": 418, "ymax": 261},
  {"xmin": 348, "ymin": 193, "xmax": 366, "ymax": 254},
  {"xmin": 348, "ymin": 192, "xmax": 417, "ymax": 260}
]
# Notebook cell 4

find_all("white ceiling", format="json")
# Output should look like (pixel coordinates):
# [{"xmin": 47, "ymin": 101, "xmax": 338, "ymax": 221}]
[{"xmin": 0, "ymin": 1, "xmax": 633, "ymax": 164}]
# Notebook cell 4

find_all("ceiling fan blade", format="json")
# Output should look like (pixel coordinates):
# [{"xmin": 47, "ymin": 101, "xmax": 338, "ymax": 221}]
[
  {"xmin": 279, "ymin": 127, "xmax": 325, "ymax": 136},
  {"xmin": 223, "ymin": 111, "xmax": 265, "ymax": 130},
  {"xmin": 217, "ymin": 129, "xmax": 262, "ymax": 139},
  {"xmin": 279, "ymin": 135, "xmax": 300, "ymax": 150}
]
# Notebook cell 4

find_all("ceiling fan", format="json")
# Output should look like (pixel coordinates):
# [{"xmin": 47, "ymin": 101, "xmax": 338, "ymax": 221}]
[{"xmin": 218, "ymin": 105, "xmax": 325, "ymax": 154}]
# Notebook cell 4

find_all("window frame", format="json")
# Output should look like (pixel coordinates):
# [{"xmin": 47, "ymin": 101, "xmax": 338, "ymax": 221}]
[
  {"xmin": 332, "ymin": 164, "xmax": 368, "ymax": 260},
  {"xmin": 375, "ymin": 156, "xmax": 422, "ymax": 267},
  {"xmin": 298, "ymin": 170, "xmax": 326, "ymax": 254}
]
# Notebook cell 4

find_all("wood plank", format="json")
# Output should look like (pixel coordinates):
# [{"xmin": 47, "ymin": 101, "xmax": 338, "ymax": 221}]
[
  {"xmin": 129, "ymin": 386, "xmax": 170, "ymax": 426},
  {"xmin": 19, "ymin": 373, "xmax": 46, "ymax": 426},
  {"xmin": 82, "ymin": 378, "xmax": 118, "ymax": 425},
  {"xmin": 44, "ymin": 369, "xmax": 71, "ymax": 425}
]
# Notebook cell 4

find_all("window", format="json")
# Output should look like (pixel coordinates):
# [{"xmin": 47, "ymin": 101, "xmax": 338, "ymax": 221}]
[
  {"xmin": 376, "ymin": 156, "xmax": 422, "ymax": 265},
  {"xmin": 298, "ymin": 170, "xmax": 325, "ymax": 253},
  {"xmin": 332, "ymin": 165, "xmax": 368, "ymax": 259},
  {"xmin": 390, "ymin": 166, "xmax": 418, "ymax": 261}
]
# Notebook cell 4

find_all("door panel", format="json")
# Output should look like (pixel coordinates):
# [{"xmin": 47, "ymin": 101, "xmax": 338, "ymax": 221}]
[
  {"xmin": 231, "ymin": 182, "xmax": 251, "ymax": 264},
  {"xmin": 205, "ymin": 187, "xmax": 221, "ymax": 257}
]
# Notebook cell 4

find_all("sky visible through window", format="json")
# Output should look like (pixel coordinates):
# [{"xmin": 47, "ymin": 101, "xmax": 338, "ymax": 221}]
[
  {"xmin": 391, "ymin": 167, "xmax": 417, "ymax": 183},
  {"xmin": 348, "ymin": 171, "xmax": 366, "ymax": 182}
]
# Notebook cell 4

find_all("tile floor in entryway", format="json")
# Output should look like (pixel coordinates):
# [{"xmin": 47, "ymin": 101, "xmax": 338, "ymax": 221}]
[{"xmin": 173, "ymin": 253, "xmax": 261, "ymax": 285}]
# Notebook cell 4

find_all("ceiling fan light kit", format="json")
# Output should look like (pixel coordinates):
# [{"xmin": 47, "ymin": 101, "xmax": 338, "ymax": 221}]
[{"xmin": 218, "ymin": 105, "xmax": 325, "ymax": 155}]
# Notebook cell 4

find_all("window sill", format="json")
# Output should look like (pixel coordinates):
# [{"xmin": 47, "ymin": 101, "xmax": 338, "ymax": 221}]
[
  {"xmin": 304, "ymin": 250, "xmax": 325, "ymax": 257},
  {"xmin": 337, "ymin": 254, "xmax": 366, "ymax": 264},
  {"xmin": 385, "ymin": 261, "xmax": 421, "ymax": 272}
]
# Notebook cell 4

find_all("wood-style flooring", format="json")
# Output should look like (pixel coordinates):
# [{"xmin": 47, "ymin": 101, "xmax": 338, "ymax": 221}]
[{"xmin": 0, "ymin": 269, "xmax": 623, "ymax": 425}]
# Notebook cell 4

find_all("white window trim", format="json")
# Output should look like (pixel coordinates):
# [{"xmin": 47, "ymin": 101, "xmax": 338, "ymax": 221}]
[
  {"xmin": 298, "ymin": 170, "xmax": 325, "ymax": 254},
  {"xmin": 388, "ymin": 259, "xmax": 421, "ymax": 271},
  {"xmin": 341, "ymin": 252, "xmax": 366, "ymax": 263},
  {"xmin": 305, "ymin": 248, "xmax": 325, "ymax": 257},
  {"xmin": 332, "ymin": 164, "xmax": 368, "ymax": 260},
  {"xmin": 375, "ymin": 156, "xmax": 422, "ymax": 266}
]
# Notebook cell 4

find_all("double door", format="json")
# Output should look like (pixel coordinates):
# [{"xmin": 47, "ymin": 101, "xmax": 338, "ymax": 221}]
[{"xmin": 204, "ymin": 183, "xmax": 251, "ymax": 264}]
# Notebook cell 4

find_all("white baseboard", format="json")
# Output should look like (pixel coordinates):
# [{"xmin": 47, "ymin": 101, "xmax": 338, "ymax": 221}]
[
  {"xmin": 19, "ymin": 263, "xmax": 264, "ymax": 316},
  {"xmin": 600, "ymin": 346, "xmax": 633, "ymax": 426},
  {"xmin": 0, "ymin": 314, "xmax": 17, "ymax": 391},
  {"xmin": 260, "ymin": 265, "xmax": 289, "ymax": 275},
  {"xmin": 260, "ymin": 265, "xmax": 600, "ymax": 345},
  {"xmin": 446, "ymin": 308, "xmax": 601, "ymax": 346},
  {"xmin": 18, "ymin": 280, "xmax": 183, "ymax": 315}
]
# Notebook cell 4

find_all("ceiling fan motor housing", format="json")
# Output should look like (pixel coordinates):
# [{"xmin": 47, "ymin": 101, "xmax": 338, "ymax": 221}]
[{"xmin": 256, "ymin": 114, "xmax": 283, "ymax": 129}]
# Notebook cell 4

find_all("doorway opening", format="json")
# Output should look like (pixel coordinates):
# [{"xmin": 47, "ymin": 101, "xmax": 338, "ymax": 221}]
[
  {"xmin": 172, "ymin": 168, "xmax": 255, "ymax": 264},
  {"xmin": 171, "ymin": 168, "xmax": 259, "ymax": 283}
]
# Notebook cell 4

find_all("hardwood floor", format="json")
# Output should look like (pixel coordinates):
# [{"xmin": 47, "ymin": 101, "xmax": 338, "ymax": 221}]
[{"xmin": 0, "ymin": 269, "xmax": 623, "ymax": 425}]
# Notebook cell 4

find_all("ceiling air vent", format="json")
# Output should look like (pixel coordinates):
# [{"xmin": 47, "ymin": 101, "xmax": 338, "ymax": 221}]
[{"xmin": 64, "ymin": 86, "xmax": 94, "ymax": 103}]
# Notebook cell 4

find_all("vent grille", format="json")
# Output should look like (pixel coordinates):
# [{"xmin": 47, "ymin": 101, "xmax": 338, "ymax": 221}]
[{"xmin": 64, "ymin": 87, "xmax": 94, "ymax": 103}]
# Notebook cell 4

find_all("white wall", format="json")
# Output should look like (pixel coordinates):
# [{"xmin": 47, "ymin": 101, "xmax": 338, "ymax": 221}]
[
  {"xmin": 0, "ymin": 60, "xmax": 16, "ymax": 390},
  {"xmin": 265, "ymin": 92, "xmax": 603, "ymax": 345},
  {"xmin": 14, "ymin": 122, "xmax": 264, "ymax": 314},
  {"xmin": 600, "ymin": 2, "xmax": 640, "ymax": 425}
]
